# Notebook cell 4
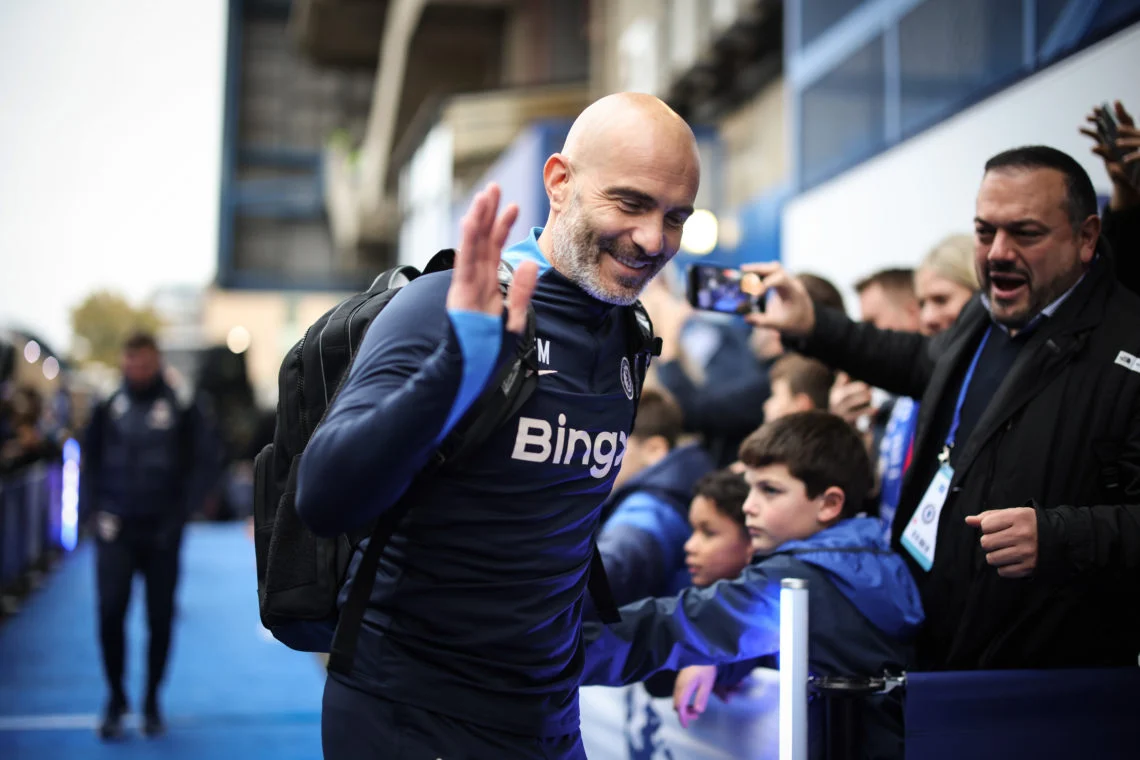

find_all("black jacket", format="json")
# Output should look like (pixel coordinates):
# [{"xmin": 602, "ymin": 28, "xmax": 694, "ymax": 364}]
[
  {"xmin": 80, "ymin": 379, "xmax": 206, "ymax": 525},
  {"xmin": 797, "ymin": 253, "xmax": 1140, "ymax": 669},
  {"xmin": 1105, "ymin": 204, "xmax": 1140, "ymax": 296}
]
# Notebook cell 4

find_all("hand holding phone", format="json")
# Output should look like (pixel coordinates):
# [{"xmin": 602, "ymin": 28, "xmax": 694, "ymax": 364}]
[{"xmin": 686, "ymin": 264, "xmax": 767, "ymax": 315}]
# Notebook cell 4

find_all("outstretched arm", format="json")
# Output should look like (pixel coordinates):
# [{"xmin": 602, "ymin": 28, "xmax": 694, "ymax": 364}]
[{"xmin": 296, "ymin": 184, "xmax": 537, "ymax": 536}]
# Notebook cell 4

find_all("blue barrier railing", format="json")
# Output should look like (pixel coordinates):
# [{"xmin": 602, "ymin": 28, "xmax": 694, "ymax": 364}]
[
  {"xmin": 581, "ymin": 574, "xmax": 1138, "ymax": 759},
  {"xmin": 0, "ymin": 460, "xmax": 68, "ymax": 608}
]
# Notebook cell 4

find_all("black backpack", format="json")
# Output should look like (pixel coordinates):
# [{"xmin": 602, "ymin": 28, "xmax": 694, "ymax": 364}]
[{"xmin": 252, "ymin": 249, "xmax": 660, "ymax": 676}]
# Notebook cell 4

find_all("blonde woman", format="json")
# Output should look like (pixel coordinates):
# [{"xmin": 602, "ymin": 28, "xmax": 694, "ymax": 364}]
[{"xmin": 914, "ymin": 234, "xmax": 980, "ymax": 336}]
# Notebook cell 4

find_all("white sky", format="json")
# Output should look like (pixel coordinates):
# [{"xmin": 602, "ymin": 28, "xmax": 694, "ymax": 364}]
[{"xmin": 0, "ymin": 0, "xmax": 227, "ymax": 353}]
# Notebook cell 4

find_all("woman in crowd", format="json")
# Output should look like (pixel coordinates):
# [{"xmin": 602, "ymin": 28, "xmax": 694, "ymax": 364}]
[{"xmin": 914, "ymin": 234, "xmax": 979, "ymax": 337}]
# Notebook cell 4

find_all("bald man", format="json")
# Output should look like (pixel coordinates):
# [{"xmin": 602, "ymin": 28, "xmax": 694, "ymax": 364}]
[{"xmin": 296, "ymin": 93, "xmax": 701, "ymax": 759}]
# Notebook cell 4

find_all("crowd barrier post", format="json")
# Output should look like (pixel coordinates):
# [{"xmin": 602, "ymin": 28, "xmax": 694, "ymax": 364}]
[{"xmin": 779, "ymin": 578, "xmax": 809, "ymax": 760}]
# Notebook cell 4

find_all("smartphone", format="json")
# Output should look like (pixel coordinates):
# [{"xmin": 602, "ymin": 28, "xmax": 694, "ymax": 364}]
[
  {"xmin": 686, "ymin": 264, "xmax": 766, "ymax": 315},
  {"xmin": 1095, "ymin": 103, "xmax": 1140, "ymax": 189}
]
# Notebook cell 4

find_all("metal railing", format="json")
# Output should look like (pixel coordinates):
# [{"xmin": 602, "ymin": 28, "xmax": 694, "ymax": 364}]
[{"xmin": 0, "ymin": 443, "xmax": 78, "ymax": 613}]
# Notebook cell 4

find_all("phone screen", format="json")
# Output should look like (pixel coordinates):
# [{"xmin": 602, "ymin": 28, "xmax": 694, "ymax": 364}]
[{"xmin": 686, "ymin": 265, "xmax": 766, "ymax": 315}]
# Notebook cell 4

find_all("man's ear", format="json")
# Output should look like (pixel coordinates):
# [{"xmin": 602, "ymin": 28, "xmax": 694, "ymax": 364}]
[
  {"xmin": 1078, "ymin": 214, "xmax": 1101, "ymax": 265},
  {"xmin": 543, "ymin": 153, "xmax": 572, "ymax": 212},
  {"xmin": 816, "ymin": 486, "xmax": 846, "ymax": 524}
]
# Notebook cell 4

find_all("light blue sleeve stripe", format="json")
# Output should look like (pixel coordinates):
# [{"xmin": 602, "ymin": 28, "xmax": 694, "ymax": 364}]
[{"xmin": 437, "ymin": 309, "xmax": 502, "ymax": 444}]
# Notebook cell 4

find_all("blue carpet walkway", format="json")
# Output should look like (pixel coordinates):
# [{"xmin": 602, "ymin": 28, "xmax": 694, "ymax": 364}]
[{"xmin": 0, "ymin": 523, "xmax": 326, "ymax": 760}]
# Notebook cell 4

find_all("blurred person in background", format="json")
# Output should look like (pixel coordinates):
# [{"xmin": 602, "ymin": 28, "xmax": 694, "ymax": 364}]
[
  {"xmin": 591, "ymin": 389, "xmax": 715, "ymax": 612},
  {"xmin": 746, "ymin": 146, "xmax": 1140, "ymax": 670},
  {"xmin": 763, "ymin": 353, "xmax": 835, "ymax": 423},
  {"xmin": 80, "ymin": 332, "xmax": 213, "ymax": 739},
  {"xmin": 830, "ymin": 270, "xmax": 920, "ymax": 440},
  {"xmin": 915, "ymin": 234, "xmax": 980, "ymax": 337},
  {"xmin": 798, "ymin": 273, "xmax": 847, "ymax": 316},
  {"xmin": 642, "ymin": 279, "xmax": 770, "ymax": 468},
  {"xmin": 1081, "ymin": 99, "xmax": 1140, "ymax": 292},
  {"xmin": 193, "ymin": 346, "xmax": 256, "ymax": 521},
  {"xmin": 855, "ymin": 269, "xmax": 921, "ymax": 333},
  {"xmin": 0, "ymin": 385, "xmax": 60, "ymax": 474}
]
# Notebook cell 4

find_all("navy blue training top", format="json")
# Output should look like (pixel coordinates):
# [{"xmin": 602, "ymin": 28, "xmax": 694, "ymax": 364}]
[{"xmin": 295, "ymin": 228, "xmax": 639, "ymax": 737}]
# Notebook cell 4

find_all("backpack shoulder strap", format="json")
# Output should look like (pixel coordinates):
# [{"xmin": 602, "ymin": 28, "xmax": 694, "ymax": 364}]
[
  {"xmin": 623, "ymin": 300, "xmax": 661, "ymax": 407},
  {"xmin": 586, "ymin": 301, "xmax": 663, "ymax": 626}
]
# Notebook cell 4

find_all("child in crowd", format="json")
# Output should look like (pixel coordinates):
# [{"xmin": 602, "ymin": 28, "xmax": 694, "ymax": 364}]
[
  {"xmin": 582, "ymin": 411, "xmax": 924, "ymax": 759},
  {"xmin": 682, "ymin": 469, "xmax": 753, "ymax": 589},
  {"xmin": 763, "ymin": 353, "xmax": 836, "ymax": 422},
  {"xmin": 641, "ymin": 467, "xmax": 754, "ymax": 697}
]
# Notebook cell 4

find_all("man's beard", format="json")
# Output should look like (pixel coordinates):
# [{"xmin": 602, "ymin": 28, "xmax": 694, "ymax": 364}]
[
  {"xmin": 551, "ymin": 201, "xmax": 663, "ymax": 306},
  {"xmin": 984, "ymin": 258, "xmax": 1083, "ymax": 329}
]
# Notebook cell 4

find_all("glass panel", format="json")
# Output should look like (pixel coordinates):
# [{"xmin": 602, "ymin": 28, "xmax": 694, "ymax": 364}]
[
  {"xmin": 898, "ymin": 0, "xmax": 1023, "ymax": 136},
  {"xmin": 1039, "ymin": 0, "xmax": 1140, "ymax": 64},
  {"xmin": 800, "ymin": 36, "xmax": 885, "ymax": 186},
  {"xmin": 800, "ymin": 0, "xmax": 869, "ymax": 49}
]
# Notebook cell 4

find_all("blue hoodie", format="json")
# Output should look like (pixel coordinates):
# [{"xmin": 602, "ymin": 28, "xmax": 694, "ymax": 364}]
[{"xmin": 581, "ymin": 516, "xmax": 924, "ymax": 759}]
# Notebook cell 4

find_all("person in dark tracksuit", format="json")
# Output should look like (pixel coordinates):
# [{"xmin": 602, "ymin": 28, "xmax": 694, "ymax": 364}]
[
  {"xmin": 80, "ymin": 332, "xmax": 210, "ymax": 740},
  {"xmin": 294, "ymin": 93, "xmax": 702, "ymax": 760},
  {"xmin": 590, "ymin": 389, "xmax": 715, "ymax": 613},
  {"xmin": 580, "ymin": 412, "xmax": 924, "ymax": 760}
]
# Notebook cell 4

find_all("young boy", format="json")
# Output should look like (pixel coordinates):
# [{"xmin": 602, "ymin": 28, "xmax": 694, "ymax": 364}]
[
  {"xmin": 762, "ymin": 353, "xmax": 835, "ymax": 422},
  {"xmin": 582, "ymin": 411, "xmax": 923, "ymax": 759},
  {"xmin": 682, "ymin": 469, "xmax": 753, "ymax": 589},
  {"xmin": 641, "ymin": 468, "xmax": 754, "ymax": 698},
  {"xmin": 591, "ymin": 390, "xmax": 715, "ymax": 611}
]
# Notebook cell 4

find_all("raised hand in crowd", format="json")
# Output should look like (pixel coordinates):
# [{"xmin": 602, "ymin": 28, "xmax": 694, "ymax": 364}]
[
  {"xmin": 1080, "ymin": 100, "xmax": 1140, "ymax": 211},
  {"xmin": 447, "ymin": 183, "xmax": 538, "ymax": 334},
  {"xmin": 828, "ymin": 371, "xmax": 874, "ymax": 428},
  {"xmin": 741, "ymin": 262, "xmax": 817, "ymax": 337}
]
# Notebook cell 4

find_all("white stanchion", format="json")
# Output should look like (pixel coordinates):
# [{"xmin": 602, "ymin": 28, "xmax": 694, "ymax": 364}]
[{"xmin": 779, "ymin": 578, "xmax": 809, "ymax": 760}]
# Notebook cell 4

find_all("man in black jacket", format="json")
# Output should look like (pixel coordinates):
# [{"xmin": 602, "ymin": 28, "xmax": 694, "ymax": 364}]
[
  {"xmin": 746, "ymin": 145, "xmax": 1140, "ymax": 670},
  {"xmin": 81, "ymin": 333, "xmax": 213, "ymax": 738}
]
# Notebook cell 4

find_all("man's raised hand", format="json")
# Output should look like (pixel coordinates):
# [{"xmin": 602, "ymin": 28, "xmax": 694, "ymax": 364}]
[{"xmin": 447, "ymin": 183, "xmax": 538, "ymax": 334}]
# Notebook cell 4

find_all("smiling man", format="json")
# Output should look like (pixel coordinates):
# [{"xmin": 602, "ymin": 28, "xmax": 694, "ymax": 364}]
[
  {"xmin": 744, "ymin": 145, "xmax": 1140, "ymax": 671},
  {"xmin": 296, "ymin": 92, "xmax": 700, "ymax": 760}
]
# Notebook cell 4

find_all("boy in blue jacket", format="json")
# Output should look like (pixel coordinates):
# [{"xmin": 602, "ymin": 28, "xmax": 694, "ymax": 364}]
[{"xmin": 582, "ymin": 411, "xmax": 924, "ymax": 759}]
